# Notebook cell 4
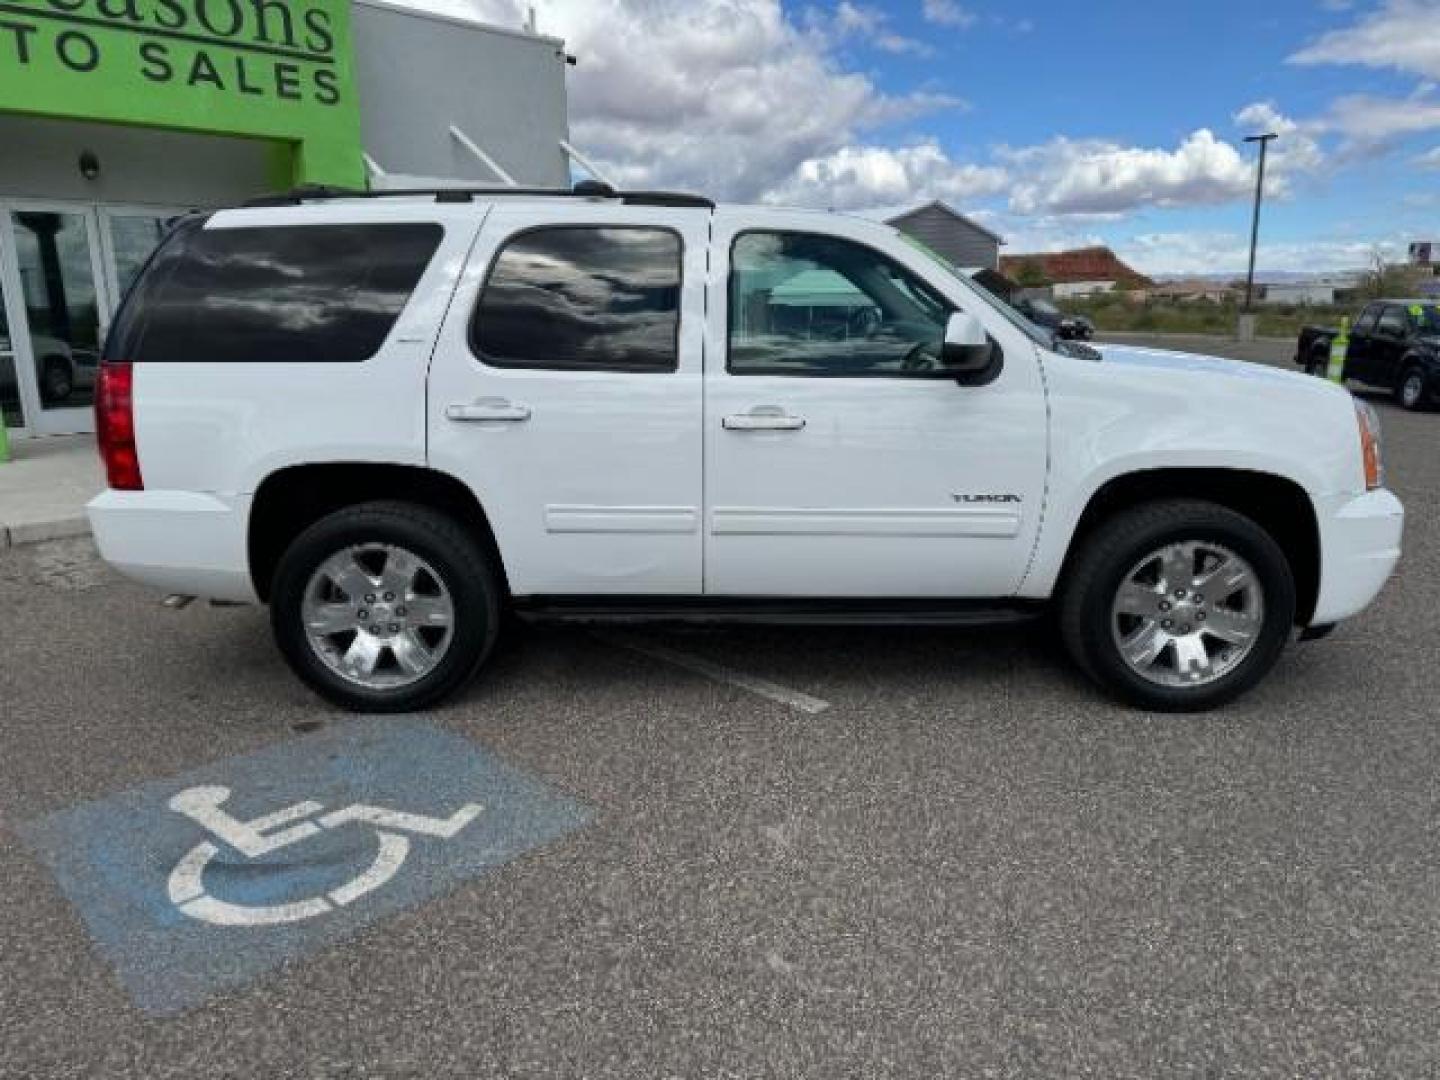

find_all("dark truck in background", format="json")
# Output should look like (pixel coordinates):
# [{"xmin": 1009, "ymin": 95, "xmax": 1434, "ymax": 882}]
[{"xmin": 1297, "ymin": 299, "xmax": 1440, "ymax": 411}]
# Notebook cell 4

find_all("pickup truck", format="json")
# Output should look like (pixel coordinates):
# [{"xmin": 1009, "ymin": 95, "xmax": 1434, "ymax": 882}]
[
  {"xmin": 86, "ymin": 184, "xmax": 1403, "ymax": 714},
  {"xmin": 1297, "ymin": 299, "xmax": 1440, "ymax": 410}
]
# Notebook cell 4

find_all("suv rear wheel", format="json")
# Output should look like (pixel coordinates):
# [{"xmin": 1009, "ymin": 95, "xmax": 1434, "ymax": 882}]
[
  {"xmin": 1059, "ymin": 499, "xmax": 1295, "ymax": 711},
  {"xmin": 270, "ymin": 501, "xmax": 501, "ymax": 712}
]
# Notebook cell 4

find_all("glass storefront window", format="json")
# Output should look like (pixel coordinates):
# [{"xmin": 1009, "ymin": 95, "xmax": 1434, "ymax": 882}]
[
  {"xmin": 12, "ymin": 210, "xmax": 102, "ymax": 413},
  {"xmin": 109, "ymin": 215, "xmax": 169, "ymax": 299},
  {"xmin": 0, "ymin": 298, "xmax": 20, "ymax": 429}
]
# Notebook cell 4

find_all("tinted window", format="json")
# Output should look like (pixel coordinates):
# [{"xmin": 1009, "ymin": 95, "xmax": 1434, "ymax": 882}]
[
  {"xmin": 1354, "ymin": 304, "xmax": 1381, "ymax": 336},
  {"xmin": 471, "ymin": 227, "xmax": 681, "ymax": 372},
  {"xmin": 729, "ymin": 231, "xmax": 954, "ymax": 376},
  {"xmin": 1377, "ymin": 306, "xmax": 1408, "ymax": 337},
  {"xmin": 106, "ymin": 221, "xmax": 442, "ymax": 364}
]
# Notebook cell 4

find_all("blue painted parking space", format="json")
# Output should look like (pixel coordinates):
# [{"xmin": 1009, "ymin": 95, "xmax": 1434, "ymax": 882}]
[{"xmin": 19, "ymin": 718, "xmax": 591, "ymax": 1014}]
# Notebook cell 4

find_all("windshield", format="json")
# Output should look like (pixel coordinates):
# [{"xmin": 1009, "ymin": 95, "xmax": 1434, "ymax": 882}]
[{"xmin": 895, "ymin": 231, "xmax": 1056, "ymax": 350}]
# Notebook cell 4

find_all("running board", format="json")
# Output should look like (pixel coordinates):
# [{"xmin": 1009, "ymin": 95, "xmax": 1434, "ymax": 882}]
[{"xmin": 513, "ymin": 596, "xmax": 1046, "ymax": 627}]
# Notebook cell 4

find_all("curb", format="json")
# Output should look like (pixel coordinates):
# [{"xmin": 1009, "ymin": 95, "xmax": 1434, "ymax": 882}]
[{"xmin": 0, "ymin": 516, "xmax": 92, "ymax": 549}]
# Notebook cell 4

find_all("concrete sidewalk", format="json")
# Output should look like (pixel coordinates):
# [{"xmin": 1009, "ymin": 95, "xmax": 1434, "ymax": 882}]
[{"xmin": 0, "ymin": 434, "xmax": 103, "ymax": 547}]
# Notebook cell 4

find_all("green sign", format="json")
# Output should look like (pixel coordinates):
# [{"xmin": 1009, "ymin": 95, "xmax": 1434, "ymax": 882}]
[{"xmin": 0, "ymin": 0, "xmax": 363, "ymax": 186}]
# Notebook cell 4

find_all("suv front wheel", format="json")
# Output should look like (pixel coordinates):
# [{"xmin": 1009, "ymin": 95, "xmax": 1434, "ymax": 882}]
[
  {"xmin": 1059, "ymin": 499, "xmax": 1296, "ymax": 711},
  {"xmin": 270, "ymin": 501, "xmax": 501, "ymax": 712}
]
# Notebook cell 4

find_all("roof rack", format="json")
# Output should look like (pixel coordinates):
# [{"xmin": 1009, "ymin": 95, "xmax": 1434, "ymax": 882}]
[{"xmin": 242, "ymin": 181, "xmax": 714, "ymax": 210}]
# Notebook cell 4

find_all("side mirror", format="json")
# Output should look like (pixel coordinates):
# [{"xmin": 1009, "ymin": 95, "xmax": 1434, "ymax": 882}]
[{"xmin": 941, "ymin": 311, "xmax": 1003, "ymax": 386}]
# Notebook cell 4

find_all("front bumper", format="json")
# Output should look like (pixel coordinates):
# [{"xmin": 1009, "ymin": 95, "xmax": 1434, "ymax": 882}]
[
  {"xmin": 87, "ymin": 489, "xmax": 258, "ymax": 603},
  {"xmin": 1311, "ymin": 487, "xmax": 1404, "ymax": 625}
]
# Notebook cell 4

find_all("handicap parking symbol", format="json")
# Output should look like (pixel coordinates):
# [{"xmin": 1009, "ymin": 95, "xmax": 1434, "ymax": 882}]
[{"xmin": 19, "ymin": 719, "xmax": 590, "ymax": 1014}]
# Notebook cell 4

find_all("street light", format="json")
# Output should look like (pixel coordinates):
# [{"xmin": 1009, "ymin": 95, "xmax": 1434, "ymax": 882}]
[{"xmin": 1243, "ymin": 132, "xmax": 1278, "ymax": 312}]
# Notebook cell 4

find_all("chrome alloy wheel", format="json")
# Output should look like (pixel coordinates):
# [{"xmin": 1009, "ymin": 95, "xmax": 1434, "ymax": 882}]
[
  {"xmin": 1110, "ymin": 541, "xmax": 1265, "ymax": 689},
  {"xmin": 1403, "ymin": 372, "xmax": 1425, "ymax": 409},
  {"xmin": 301, "ymin": 544, "xmax": 455, "ymax": 690}
]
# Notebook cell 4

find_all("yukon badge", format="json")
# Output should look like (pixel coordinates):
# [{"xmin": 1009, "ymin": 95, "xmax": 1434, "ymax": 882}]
[{"xmin": 952, "ymin": 493, "xmax": 1022, "ymax": 504}]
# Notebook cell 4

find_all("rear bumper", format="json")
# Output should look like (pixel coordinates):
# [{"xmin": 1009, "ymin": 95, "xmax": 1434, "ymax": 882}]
[
  {"xmin": 1311, "ymin": 487, "xmax": 1404, "ymax": 625},
  {"xmin": 87, "ymin": 489, "xmax": 257, "ymax": 603}
]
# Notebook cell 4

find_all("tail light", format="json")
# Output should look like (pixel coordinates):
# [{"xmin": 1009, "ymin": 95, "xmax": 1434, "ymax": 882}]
[{"xmin": 95, "ymin": 362, "xmax": 143, "ymax": 490}]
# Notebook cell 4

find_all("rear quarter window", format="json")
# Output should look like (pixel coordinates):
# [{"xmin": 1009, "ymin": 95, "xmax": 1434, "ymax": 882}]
[{"xmin": 105, "ymin": 221, "xmax": 444, "ymax": 364}]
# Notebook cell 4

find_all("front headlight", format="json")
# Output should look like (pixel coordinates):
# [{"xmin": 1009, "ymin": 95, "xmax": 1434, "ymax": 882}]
[{"xmin": 1355, "ymin": 398, "xmax": 1384, "ymax": 490}]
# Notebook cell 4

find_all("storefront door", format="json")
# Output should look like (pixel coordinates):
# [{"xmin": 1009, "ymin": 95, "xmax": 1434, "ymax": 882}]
[{"xmin": 0, "ymin": 201, "xmax": 181, "ymax": 437}]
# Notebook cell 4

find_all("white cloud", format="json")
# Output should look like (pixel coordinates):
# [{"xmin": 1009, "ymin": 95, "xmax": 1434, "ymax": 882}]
[
  {"xmin": 1233, "ymin": 100, "xmax": 1326, "ymax": 173},
  {"xmin": 1118, "ymin": 231, "xmax": 1405, "ymax": 276},
  {"xmin": 993, "ymin": 102, "xmax": 1329, "ymax": 219},
  {"xmin": 762, "ymin": 141, "xmax": 1009, "ymax": 209},
  {"xmin": 1001, "ymin": 131, "xmax": 1267, "ymax": 215},
  {"xmin": 831, "ymin": 2, "xmax": 933, "ymax": 56},
  {"xmin": 922, "ymin": 0, "xmax": 977, "ymax": 28},
  {"xmin": 1290, "ymin": 0, "xmax": 1440, "ymax": 79},
  {"xmin": 1321, "ymin": 91, "xmax": 1440, "ymax": 141},
  {"xmin": 428, "ymin": 0, "xmax": 961, "ymax": 202},
  {"xmin": 1416, "ymin": 146, "xmax": 1440, "ymax": 167}
]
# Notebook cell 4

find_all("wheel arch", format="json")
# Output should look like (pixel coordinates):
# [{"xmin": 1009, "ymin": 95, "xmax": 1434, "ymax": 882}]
[
  {"xmin": 248, "ymin": 463, "xmax": 509, "ymax": 603},
  {"xmin": 1048, "ymin": 468, "xmax": 1322, "ymax": 626}
]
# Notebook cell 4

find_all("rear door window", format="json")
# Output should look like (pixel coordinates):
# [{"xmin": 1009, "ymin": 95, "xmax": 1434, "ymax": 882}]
[
  {"xmin": 106, "ymin": 221, "xmax": 443, "ymax": 364},
  {"xmin": 469, "ymin": 226, "xmax": 682, "ymax": 373}
]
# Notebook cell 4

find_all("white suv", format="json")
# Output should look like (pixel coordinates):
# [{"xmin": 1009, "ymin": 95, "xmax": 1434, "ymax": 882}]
[{"xmin": 88, "ymin": 184, "xmax": 1403, "ymax": 713}]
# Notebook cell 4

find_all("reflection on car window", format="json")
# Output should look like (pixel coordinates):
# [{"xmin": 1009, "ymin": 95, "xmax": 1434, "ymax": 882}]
[
  {"xmin": 728, "ymin": 231, "xmax": 954, "ymax": 376},
  {"xmin": 472, "ymin": 227, "xmax": 681, "ymax": 372},
  {"xmin": 107, "ymin": 221, "xmax": 443, "ymax": 364},
  {"xmin": 1378, "ymin": 307, "xmax": 1407, "ymax": 336}
]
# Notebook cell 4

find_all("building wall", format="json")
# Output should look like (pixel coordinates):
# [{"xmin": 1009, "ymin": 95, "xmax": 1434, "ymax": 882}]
[
  {"xmin": 0, "ymin": 0, "xmax": 363, "ymax": 186},
  {"xmin": 1052, "ymin": 281, "xmax": 1116, "ymax": 299},
  {"xmin": 1261, "ymin": 285, "xmax": 1336, "ymax": 306},
  {"xmin": 0, "ymin": 114, "xmax": 280, "ymax": 206},
  {"xmin": 353, "ymin": 0, "xmax": 570, "ymax": 187},
  {"xmin": 888, "ymin": 205, "xmax": 999, "ymax": 271}
]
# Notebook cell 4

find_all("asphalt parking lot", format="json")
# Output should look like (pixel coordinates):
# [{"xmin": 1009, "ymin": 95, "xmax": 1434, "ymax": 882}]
[{"xmin": 4, "ymin": 337, "xmax": 1439, "ymax": 1077}]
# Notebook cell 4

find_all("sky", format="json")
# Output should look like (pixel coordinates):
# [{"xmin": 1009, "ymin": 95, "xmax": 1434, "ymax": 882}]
[{"xmin": 400, "ymin": 0, "xmax": 1440, "ymax": 277}]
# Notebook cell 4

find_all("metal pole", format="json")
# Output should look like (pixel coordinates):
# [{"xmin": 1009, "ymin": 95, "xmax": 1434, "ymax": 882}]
[
  {"xmin": 1243, "ymin": 133, "xmax": 1277, "ymax": 312},
  {"xmin": 448, "ymin": 126, "xmax": 518, "ymax": 188}
]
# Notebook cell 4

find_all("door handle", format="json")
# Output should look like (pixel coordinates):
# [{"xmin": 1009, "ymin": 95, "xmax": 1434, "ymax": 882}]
[
  {"xmin": 446, "ymin": 399, "xmax": 532, "ymax": 423},
  {"xmin": 722, "ymin": 409, "xmax": 806, "ymax": 432}
]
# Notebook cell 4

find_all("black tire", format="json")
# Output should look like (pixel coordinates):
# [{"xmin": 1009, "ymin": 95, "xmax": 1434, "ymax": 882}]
[
  {"xmin": 1396, "ymin": 365, "xmax": 1428, "ymax": 411},
  {"xmin": 270, "ymin": 501, "xmax": 501, "ymax": 712},
  {"xmin": 1058, "ymin": 499, "xmax": 1296, "ymax": 712},
  {"xmin": 1304, "ymin": 344, "xmax": 1329, "ymax": 378},
  {"xmin": 39, "ymin": 356, "xmax": 73, "ymax": 403}
]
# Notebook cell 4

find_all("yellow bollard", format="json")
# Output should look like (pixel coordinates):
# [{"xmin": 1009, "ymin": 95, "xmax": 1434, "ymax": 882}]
[{"xmin": 1327, "ymin": 316, "xmax": 1350, "ymax": 384}]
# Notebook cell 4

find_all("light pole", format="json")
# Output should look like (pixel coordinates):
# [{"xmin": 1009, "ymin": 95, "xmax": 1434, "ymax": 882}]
[{"xmin": 1242, "ymin": 132, "xmax": 1278, "ymax": 312}]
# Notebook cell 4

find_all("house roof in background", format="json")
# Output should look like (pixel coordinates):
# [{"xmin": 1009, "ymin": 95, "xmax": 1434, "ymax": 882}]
[
  {"xmin": 853, "ymin": 200, "xmax": 1006, "ymax": 246},
  {"xmin": 999, "ymin": 247, "xmax": 1154, "ymax": 289}
]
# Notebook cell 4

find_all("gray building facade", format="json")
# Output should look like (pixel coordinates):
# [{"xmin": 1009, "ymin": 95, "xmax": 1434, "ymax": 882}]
[
  {"xmin": 354, "ymin": 0, "xmax": 571, "ymax": 188},
  {"xmin": 886, "ymin": 201, "xmax": 1004, "ymax": 272}
]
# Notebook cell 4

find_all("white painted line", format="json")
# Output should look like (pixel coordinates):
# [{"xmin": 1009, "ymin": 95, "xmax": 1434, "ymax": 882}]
[{"xmin": 599, "ymin": 632, "xmax": 831, "ymax": 715}]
